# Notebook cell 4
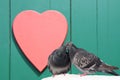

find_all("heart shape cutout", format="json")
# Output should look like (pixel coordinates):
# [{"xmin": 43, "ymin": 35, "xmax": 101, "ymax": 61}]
[{"xmin": 13, "ymin": 10, "xmax": 68, "ymax": 72}]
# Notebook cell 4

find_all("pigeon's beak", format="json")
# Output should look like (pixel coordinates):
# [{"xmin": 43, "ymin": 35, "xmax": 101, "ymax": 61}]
[{"xmin": 66, "ymin": 42, "xmax": 72, "ymax": 47}]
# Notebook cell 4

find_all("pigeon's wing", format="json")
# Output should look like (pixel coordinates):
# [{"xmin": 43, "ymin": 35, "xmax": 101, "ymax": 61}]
[
  {"xmin": 73, "ymin": 52, "xmax": 92, "ymax": 68},
  {"xmin": 72, "ymin": 49, "xmax": 102, "ymax": 70},
  {"xmin": 48, "ymin": 50, "xmax": 60, "ymax": 68},
  {"xmin": 48, "ymin": 52, "xmax": 54, "ymax": 73}
]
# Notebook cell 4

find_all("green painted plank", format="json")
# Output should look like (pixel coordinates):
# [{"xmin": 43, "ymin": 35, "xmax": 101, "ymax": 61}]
[
  {"xmin": 98, "ymin": 0, "xmax": 120, "ymax": 75},
  {"xmin": 11, "ymin": 0, "xmax": 50, "ymax": 80},
  {"xmin": 0, "ymin": 0, "xmax": 10, "ymax": 80},
  {"xmin": 39, "ymin": 0, "xmax": 71, "ymax": 78},
  {"xmin": 71, "ymin": 0, "xmax": 97, "ymax": 74},
  {"xmin": 43, "ymin": 0, "xmax": 70, "ymax": 75},
  {"xmin": 50, "ymin": 0, "xmax": 71, "ymax": 44}
]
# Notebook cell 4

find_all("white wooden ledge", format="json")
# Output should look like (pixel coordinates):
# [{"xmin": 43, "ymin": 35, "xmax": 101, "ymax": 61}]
[{"xmin": 42, "ymin": 74, "xmax": 120, "ymax": 80}]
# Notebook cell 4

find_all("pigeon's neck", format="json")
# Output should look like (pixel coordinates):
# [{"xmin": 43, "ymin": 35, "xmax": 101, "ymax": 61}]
[
  {"xmin": 72, "ymin": 45, "xmax": 78, "ymax": 52},
  {"xmin": 68, "ymin": 46, "xmax": 78, "ymax": 61}
]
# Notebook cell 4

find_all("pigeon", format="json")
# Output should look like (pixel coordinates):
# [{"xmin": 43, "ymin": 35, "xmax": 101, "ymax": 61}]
[
  {"xmin": 66, "ymin": 42, "xmax": 119, "ymax": 76},
  {"xmin": 48, "ymin": 44, "xmax": 71, "ymax": 75}
]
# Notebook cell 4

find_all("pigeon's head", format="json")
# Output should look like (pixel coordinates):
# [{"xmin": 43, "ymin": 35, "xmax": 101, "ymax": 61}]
[
  {"xmin": 66, "ymin": 42, "xmax": 78, "ymax": 53},
  {"xmin": 57, "ymin": 45, "xmax": 66, "ymax": 56},
  {"xmin": 66, "ymin": 42, "xmax": 75, "ymax": 49},
  {"xmin": 66, "ymin": 42, "xmax": 73, "ymax": 47},
  {"xmin": 58, "ymin": 45, "xmax": 66, "ymax": 52}
]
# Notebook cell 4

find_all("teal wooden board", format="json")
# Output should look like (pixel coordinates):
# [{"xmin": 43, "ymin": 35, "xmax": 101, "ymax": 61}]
[
  {"xmin": 50, "ymin": 0, "xmax": 71, "ymax": 44},
  {"xmin": 71, "ymin": 0, "xmax": 97, "ymax": 74},
  {"xmin": 72, "ymin": 0, "xmax": 97, "ymax": 52},
  {"xmin": 11, "ymin": 0, "xmax": 50, "ymax": 80},
  {"xmin": 50, "ymin": 0, "xmax": 71, "ymax": 74},
  {"xmin": 11, "ymin": 0, "xmax": 70, "ymax": 80},
  {"xmin": 1, "ymin": 0, "xmax": 120, "ymax": 79},
  {"xmin": 0, "ymin": 0, "xmax": 10, "ymax": 80},
  {"xmin": 98, "ymin": 0, "xmax": 120, "ymax": 74}
]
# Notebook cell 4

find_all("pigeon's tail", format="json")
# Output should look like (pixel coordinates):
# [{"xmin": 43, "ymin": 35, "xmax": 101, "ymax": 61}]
[{"xmin": 98, "ymin": 63, "xmax": 119, "ymax": 76}]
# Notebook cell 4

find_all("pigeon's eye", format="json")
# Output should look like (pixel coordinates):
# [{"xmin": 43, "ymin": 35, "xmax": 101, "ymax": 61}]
[{"xmin": 66, "ymin": 49, "xmax": 69, "ymax": 53}]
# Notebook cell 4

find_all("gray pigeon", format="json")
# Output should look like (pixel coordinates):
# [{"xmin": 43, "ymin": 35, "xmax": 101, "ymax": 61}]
[
  {"xmin": 48, "ymin": 45, "xmax": 71, "ymax": 75},
  {"xmin": 66, "ymin": 42, "xmax": 119, "ymax": 76}
]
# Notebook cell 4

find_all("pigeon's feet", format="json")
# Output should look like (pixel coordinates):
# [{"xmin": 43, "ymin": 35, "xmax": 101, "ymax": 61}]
[
  {"xmin": 63, "ymin": 73, "xmax": 66, "ymax": 76},
  {"xmin": 52, "ymin": 74, "xmax": 56, "ymax": 77},
  {"xmin": 80, "ymin": 73, "xmax": 87, "ymax": 77}
]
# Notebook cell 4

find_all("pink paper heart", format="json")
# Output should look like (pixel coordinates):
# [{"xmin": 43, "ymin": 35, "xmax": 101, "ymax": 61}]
[{"xmin": 13, "ymin": 10, "xmax": 68, "ymax": 72}]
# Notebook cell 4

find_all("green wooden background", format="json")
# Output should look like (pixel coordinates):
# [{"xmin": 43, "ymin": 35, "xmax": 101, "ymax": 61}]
[{"xmin": 0, "ymin": 0, "xmax": 120, "ymax": 80}]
